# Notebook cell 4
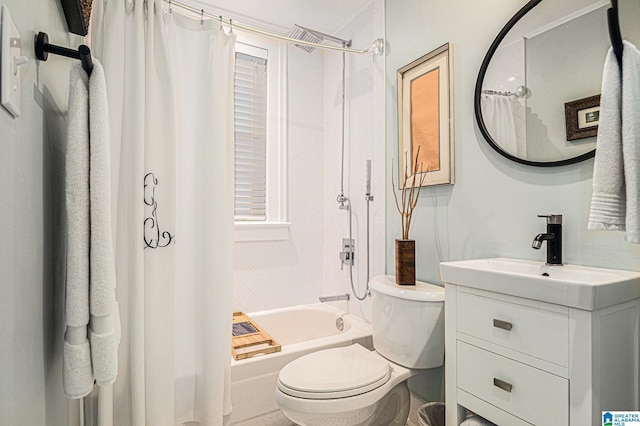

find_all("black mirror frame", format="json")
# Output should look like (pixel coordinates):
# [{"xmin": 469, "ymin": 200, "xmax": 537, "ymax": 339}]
[{"xmin": 474, "ymin": 0, "xmax": 597, "ymax": 167}]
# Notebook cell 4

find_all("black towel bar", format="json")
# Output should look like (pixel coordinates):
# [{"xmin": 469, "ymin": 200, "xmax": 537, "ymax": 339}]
[{"xmin": 34, "ymin": 32, "xmax": 93, "ymax": 76}]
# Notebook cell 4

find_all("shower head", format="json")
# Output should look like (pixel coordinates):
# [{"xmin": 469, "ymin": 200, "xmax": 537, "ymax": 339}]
[
  {"xmin": 286, "ymin": 25, "xmax": 322, "ymax": 53},
  {"xmin": 286, "ymin": 24, "xmax": 352, "ymax": 53}
]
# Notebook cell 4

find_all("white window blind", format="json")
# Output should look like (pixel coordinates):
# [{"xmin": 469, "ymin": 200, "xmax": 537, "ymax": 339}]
[{"xmin": 234, "ymin": 52, "xmax": 268, "ymax": 221}]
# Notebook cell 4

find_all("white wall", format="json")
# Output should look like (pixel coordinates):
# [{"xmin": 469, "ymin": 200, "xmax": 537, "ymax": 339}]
[
  {"xmin": 1, "ymin": 1, "xmax": 81, "ymax": 424},
  {"xmin": 385, "ymin": 0, "xmax": 640, "ymax": 287},
  {"xmin": 233, "ymin": 0, "xmax": 385, "ymax": 316}
]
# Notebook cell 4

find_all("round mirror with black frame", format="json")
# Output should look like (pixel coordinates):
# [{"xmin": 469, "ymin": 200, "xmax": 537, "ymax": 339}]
[{"xmin": 474, "ymin": 0, "xmax": 640, "ymax": 167}]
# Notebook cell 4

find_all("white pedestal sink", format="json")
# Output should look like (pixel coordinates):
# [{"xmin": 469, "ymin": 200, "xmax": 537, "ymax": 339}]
[{"xmin": 440, "ymin": 258, "xmax": 640, "ymax": 426}]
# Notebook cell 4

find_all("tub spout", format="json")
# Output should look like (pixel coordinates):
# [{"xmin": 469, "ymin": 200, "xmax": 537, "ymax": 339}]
[{"xmin": 319, "ymin": 294, "xmax": 350, "ymax": 303}]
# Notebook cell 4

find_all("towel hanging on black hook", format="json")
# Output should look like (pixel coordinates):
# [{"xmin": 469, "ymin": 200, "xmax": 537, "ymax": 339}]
[
  {"xmin": 34, "ymin": 32, "xmax": 94, "ymax": 76},
  {"xmin": 608, "ymin": 0, "xmax": 623, "ymax": 68}
]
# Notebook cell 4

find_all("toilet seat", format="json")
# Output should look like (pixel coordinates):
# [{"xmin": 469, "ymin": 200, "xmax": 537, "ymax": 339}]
[{"xmin": 277, "ymin": 344, "xmax": 391, "ymax": 400}]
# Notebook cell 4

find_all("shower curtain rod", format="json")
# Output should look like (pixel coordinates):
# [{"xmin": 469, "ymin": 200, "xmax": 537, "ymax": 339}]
[{"xmin": 163, "ymin": 0, "xmax": 383, "ymax": 55}]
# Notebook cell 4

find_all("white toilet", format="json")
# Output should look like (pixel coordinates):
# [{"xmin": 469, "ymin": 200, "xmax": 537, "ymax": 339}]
[{"xmin": 275, "ymin": 275, "xmax": 445, "ymax": 426}]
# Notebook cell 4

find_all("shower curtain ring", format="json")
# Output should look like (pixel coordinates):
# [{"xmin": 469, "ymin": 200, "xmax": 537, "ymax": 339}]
[
  {"xmin": 168, "ymin": 0, "xmax": 172, "ymax": 13},
  {"xmin": 201, "ymin": 9, "xmax": 204, "ymax": 25},
  {"xmin": 229, "ymin": 18, "xmax": 233, "ymax": 33}
]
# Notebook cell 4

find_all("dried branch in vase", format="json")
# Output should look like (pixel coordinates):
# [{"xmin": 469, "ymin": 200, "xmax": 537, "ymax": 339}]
[
  {"xmin": 83, "ymin": 0, "xmax": 93, "ymax": 29},
  {"xmin": 392, "ymin": 147, "xmax": 427, "ymax": 240}
]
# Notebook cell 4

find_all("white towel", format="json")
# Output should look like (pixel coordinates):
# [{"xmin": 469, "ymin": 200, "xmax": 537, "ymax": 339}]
[
  {"xmin": 62, "ymin": 340, "xmax": 93, "ymax": 399},
  {"xmin": 63, "ymin": 60, "xmax": 119, "ymax": 402},
  {"xmin": 88, "ymin": 60, "xmax": 119, "ymax": 385},
  {"xmin": 588, "ymin": 41, "xmax": 640, "ymax": 244},
  {"xmin": 588, "ymin": 47, "xmax": 625, "ymax": 231},
  {"xmin": 622, "ymin": 41, "xmax": 640, "ymax": 243},
  {"xmin": 64, "ymin": 63, "xmax": 93, "ymax": 399}
]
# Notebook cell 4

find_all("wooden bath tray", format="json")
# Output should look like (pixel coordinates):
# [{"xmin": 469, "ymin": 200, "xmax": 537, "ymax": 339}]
[{"xmin": 232, "ymin": 312, "xmax": 281, "ymax": 360}]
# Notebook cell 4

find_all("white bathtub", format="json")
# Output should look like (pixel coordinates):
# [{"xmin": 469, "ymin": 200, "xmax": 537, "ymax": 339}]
[{"xmin": 228, "ymin": 303, "xmax": 373, "ymax": 425}]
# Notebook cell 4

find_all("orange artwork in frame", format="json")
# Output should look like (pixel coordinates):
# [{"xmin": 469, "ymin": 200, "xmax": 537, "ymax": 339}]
[
  {"xmin": 397, "ymin": 43, "xmax": 454, "ymax": 187},
  {"xmin": 410, "ymin": 67, "xmax": 441, "ymax": 172}
]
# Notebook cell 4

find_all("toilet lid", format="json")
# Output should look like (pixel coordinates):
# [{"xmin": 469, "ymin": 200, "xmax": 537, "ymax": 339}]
[{"xmin": 277, "ymin": 344, "xmax": 391, "ymax": 400}]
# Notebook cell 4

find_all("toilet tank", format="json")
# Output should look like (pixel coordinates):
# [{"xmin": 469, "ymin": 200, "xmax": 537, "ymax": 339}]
[{"xmin": 369, "ymin": 275, "xmax": 445, "ymax": 369}]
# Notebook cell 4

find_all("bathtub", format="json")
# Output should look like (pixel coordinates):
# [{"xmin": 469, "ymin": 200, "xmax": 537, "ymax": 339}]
[{"xmin": 228, "ymin": 303, "xmax": 373, "ymax": 425}]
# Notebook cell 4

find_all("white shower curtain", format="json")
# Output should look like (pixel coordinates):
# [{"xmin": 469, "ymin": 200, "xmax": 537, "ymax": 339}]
[
  {"xmin": 481, "ymin": 94, "xmax": 520, "ymax": 157},
  {"xmin": 91, "ymin": 1, "xmax": 235, "ymax": 424}
]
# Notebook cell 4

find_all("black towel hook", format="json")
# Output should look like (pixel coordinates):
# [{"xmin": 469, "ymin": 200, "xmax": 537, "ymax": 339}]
[
  {"xmin": 608, "ymin": 0, "xmax": 623, "ymax": 68},
  {"xmin": 35, "ymin": 32, "xmax": 94, "ymax": 76}
]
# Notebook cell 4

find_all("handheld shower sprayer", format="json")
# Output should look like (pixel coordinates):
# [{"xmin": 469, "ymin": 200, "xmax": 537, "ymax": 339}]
[
  {"xmin": 366, "ymin": 159, "xmax": 371, "ymax": 194},
  {"xmin": 365, "ymin": 159, "xmax": 373, "ymax": 202}
]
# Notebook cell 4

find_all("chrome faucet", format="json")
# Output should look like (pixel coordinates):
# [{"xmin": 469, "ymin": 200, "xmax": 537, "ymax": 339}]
[{"xmin": 532, "ymin": 214, "xmax": 563, "ymax": 265}]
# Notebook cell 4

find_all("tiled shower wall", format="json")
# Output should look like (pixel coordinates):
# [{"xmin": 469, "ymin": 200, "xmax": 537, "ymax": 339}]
[{"xmin": 233, "ymin": 0, "xmax": 384, "ymax": 316}]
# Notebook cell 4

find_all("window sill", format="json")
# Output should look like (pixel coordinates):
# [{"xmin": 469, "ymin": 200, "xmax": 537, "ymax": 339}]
[{"xmin": 234, "ymin": 222, "xmax": 291, "ymax": 242}]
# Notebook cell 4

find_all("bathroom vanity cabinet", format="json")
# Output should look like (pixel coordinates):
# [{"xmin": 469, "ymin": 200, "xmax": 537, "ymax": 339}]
[{"xmin": 444, "ymin": 284, "xmax": 640, "ymax": 426}]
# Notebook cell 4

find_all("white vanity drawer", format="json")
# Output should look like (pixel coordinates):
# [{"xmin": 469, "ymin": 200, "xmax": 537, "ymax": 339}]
[
  {"xmin": 457, "ymin": 341, "xmax": 568, "ymax": 426},
  {"xmin": 457, "ymin": 290, "xmax": 568, "ymax": 367}
]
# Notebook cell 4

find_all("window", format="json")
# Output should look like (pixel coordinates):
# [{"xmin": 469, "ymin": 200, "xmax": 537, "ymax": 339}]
[
  {"xmin": 233, "ymin": 35, "xmax": 288, "ymax": 242},
  {"xmin": 234, "ymin": 51, "xmax": 267, "ymax": 221}
]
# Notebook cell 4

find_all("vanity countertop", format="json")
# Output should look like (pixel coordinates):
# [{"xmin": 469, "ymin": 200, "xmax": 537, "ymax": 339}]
[{"xmin": 440, "ymin": 257, "xmax": 640, "ymax": 310}]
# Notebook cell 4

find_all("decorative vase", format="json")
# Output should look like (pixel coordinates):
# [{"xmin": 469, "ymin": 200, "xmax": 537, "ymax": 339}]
[{"xmin": 395, "ymin": 239, "xmax": 416, "ymax": 285}]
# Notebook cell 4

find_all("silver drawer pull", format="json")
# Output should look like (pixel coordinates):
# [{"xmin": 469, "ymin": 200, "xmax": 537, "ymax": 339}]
[
  {"xmin": 493, "ymin": 319, "xmax": 513, "ymax": 331},
  {"xmin": 493, "ymin": 378, "xmax": 513, "ymax": 393}
]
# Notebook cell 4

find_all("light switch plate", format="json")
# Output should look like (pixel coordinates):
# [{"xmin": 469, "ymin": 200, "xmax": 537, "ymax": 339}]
[{"xmin": 1, "ymin": 5, "xmax": 23, "ymax": 118}]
